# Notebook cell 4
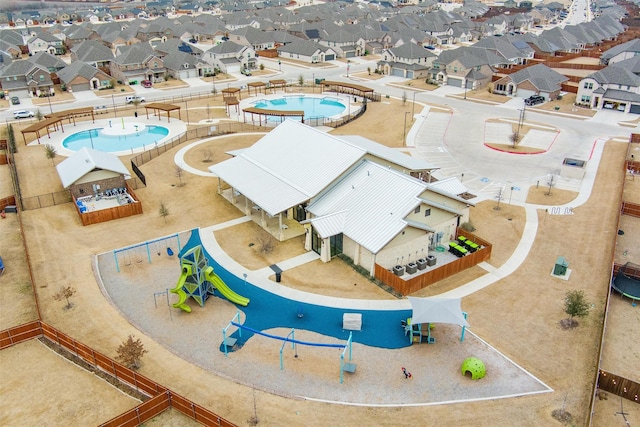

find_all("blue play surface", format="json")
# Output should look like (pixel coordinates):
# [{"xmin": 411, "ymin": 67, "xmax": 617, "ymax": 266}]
[{"xmin": 179, "ymin": 230, "xmax": 412, "ymax": 352}]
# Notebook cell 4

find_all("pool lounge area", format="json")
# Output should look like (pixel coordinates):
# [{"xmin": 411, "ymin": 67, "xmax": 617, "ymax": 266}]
[{"xmin": 73, "ymin": 184, "xmax": 142, "ymax": 226}]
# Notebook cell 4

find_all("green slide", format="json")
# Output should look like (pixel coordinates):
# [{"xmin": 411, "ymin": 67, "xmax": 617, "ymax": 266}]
[
  {"xmin": 170, "ymin": 266, "xmax": 192, "ymax": 313},
  {"xmin": 204, "ymin": 266, "xmax": 250, "ymax": 306}
]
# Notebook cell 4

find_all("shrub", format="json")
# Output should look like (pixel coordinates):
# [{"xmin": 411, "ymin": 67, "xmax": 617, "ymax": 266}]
[{"xmin": 460, "ymin": 221, "xmax": 476, "ymax": 232}]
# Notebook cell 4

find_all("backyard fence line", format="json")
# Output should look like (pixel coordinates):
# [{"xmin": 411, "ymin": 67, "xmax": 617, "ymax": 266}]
[{"xmin": 0, "ymin": 320, "xmax": 237, "ymax": 427}]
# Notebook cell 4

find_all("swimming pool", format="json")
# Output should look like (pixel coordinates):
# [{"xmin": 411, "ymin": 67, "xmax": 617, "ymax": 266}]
[
  {"xmin": 252, "ymin": 96, "xmax": 346, "ymax": 119},
  {"xmin": 63, "ymin": 125, "xmax": 169, "ymax": 152}
]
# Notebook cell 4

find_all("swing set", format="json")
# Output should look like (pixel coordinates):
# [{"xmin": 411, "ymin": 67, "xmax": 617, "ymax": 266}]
[
  {"xmin": 222, "ymin": 311, "xmax": 356, "ymax": 383},
  {"xmin": 113, "ymin": 233, "xmax": 182, "ymax": 272}
]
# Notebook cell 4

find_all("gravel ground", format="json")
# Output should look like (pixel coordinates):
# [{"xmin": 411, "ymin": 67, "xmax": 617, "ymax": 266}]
[{"xmin": 96, "ymin": 231, "xmax": 551, "ymax": 406}]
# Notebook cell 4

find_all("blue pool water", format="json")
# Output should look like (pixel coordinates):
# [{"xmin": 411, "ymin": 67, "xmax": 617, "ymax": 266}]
[
  {"xmin": 252, "ymin": 96, "xmax": 346, "ymax": 120},
  {"xmin": 63, "ymin": 126, "xmax": 169, "ymax": 152}
]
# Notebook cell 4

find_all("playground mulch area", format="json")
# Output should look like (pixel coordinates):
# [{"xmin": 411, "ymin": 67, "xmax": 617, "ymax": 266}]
[{"xmin": 2, "ymin": 93, "xmax": 639, "ymax": 426}]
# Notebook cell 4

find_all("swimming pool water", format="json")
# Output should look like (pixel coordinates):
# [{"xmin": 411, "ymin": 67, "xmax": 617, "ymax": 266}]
[
  {"xmin": 252, "ymin": 96, "xmax": 346, "ymax": 120},
  {"xmin": 63, "ymin": 126, "xmax": 169, "ymax": 152}
]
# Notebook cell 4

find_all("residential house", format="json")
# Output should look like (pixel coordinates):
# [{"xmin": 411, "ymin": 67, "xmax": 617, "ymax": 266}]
[
  {"xmin": 110, "ymin": 45, "xmax": 165, "ymax": 84},
  {"xmin": 318, "ymin": 28, "xmax": 365, "ymax": 58},
  {"xmin": 377, "ymin": 43, "xmax": 436, "ymax": 79},
  {"xmin": 228, "ymin": 26, "xmax": 277, "ymax": 52},
  {"xmin": 71, "ymin": 40, "xmax": 115, "ymax": 71},
  {"xmin": 276, "ymin": 39, "xmax": 337, "ymax": 64},
  {"xmin": 209, "ymin": 120, "xmax": 469, "ymax": 274},
  {"xmin": 431, "ymin": 46, "xmax": 503, "ymax": 89},
  {"xmin": 57, "ymin": 60, "xmax": 112, "ymax": 92},
  {"xmin": 493, "ymin": 63, "xmax": 568, "ymax": 100},
  {"xmin": 162, "ymin": 51, "xmax": 209, "ymax": 79},
  {"xmin": 576, "ymin": 59, "xmax": 640, "ymax": 114},
  {"xmin": 202, "ymin": 41, "xmax": 256, "ymax": 74},
  {"xmin": 29, "ymin": 51, "xmax": 67, "ymax": 73},
  {"xmin": 473, "ymin": 34, "xmax": 535, "ymax": 68},
  {"xmin": 27, "ymin": 32, "xmax": 65, "ymax": 55},
  {"xmin": 63, "ymin": 25, "xmax": 97, "ymax": 50},
  {"xmin": 0, "ymin": 39, "xmax": 22, "ymax": 59},
  {"xmin": 153, "ymin": 38, "xmax": 203, "ymax": 57},
  {"xmin": 600, "ymin": 39, "xmax": 640, "ymax": 66},
  {"xmin": 0, "ymin": 58, "xmax": 54, "ymax": 97}
]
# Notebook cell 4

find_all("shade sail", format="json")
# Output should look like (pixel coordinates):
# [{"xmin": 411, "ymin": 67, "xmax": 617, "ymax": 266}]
[{"xmin": 407, "ymin": 296, "xmax": 469, "ymax": 327}]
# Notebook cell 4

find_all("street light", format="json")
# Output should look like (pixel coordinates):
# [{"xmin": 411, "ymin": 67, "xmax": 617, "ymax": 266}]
[
  {"xmin": 278, "ymin": 60, "xmax": 281, "ymax": 71},
  {"xmin": 48, "ymin": 95, "xmax": 53, "ymax": 115},
  {"xmin": 412, "ymin": 91, "xmax": 417, "ymax": 116},
  {"xmin": 403, "ymin": 111, "xmax": 411, "ymax": 146},
  {"xmin": 346, "ymin": 60, "xmax": 350, "ymax": 77},
  {"xmin": 112, "ymin": 94, "xmax": 117, "ymax": 117}
]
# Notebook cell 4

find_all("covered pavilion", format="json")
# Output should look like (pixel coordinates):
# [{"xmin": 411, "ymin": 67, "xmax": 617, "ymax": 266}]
[{"xmin": 144, "ymin": 103, "xmax": 181, "ymax": 123}]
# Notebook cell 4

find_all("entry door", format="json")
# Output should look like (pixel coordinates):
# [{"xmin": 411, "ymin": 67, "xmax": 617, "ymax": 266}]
[
  {"xmin": 330, "ymin": 233, "xmax": 343, "ymax": 257},
  {"xmin": 312, "ymin": 229, "xmax": 322, "ymax": 255}
]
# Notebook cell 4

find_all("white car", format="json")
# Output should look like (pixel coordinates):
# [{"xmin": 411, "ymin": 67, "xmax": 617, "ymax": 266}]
[
  {"xmin": 13, "ymin": 110, "xmax": 34, "ymax": 119},
  {"xmin": 125, "ymin": 95, "xmax": 145, "ymax": 104}
]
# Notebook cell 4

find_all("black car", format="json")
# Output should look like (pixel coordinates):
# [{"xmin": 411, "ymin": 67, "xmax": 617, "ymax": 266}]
[{"xmin": 524, "ymin": 95, "xmax": 545, "ymax": 106}]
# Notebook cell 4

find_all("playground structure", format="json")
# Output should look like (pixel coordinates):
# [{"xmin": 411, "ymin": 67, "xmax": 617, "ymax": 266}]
[
  {"xmin": 222, "ymin": 311, "xmax": 356, "ymax": 383},
  {"xmin": 170, "ymin": 245, "xmax": 249, "ymax": 312},
  {"xmin": 405, "ymin": 296, "xmax": 469, "ymax": 344},
  {"xmin": 113, "ymin": 233, "xmax": 181, "ymax": 272},
  {"xmin": 461, "ymin": 357, "xmax": 486, "ymax": 380},
  {"xmin": 612, "ymin": 262, "xmax": 640, "ymax": 303}
]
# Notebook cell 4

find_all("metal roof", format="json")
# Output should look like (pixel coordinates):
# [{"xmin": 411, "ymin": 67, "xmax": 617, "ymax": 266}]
[
  {"xmin": 306, "ymin": 160, "xmax": 427, "ymax": 254},
  {"xmin": 209, "ymin": 120, "xmax": 366, "ymax": 216},
  {"xmin": 56, "ymin": 147, "xmax": 130, "ymax": 189},
  {"xmin": 339, "ymin": 135, "xmax": 438, "ymax": 171}
]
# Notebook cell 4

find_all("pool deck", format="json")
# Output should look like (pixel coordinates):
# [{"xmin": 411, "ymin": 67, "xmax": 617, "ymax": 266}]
[{"xmin": 28, "ymin": 113, "xmax": 187, "ymax": 157}]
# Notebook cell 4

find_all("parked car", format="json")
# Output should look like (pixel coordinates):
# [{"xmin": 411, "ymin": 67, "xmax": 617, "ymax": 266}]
[
  {"xmin": 524, "ymin": 95, "xmax": 545, "ymax": 106},
  {"xmin": 10, "ymin": 96, "xmax": 20, "ymax": 105},
  {"xmin": 240, "ymin": 68, "xmax": 252, "ymax": 76},
  {"xmin": 13, "ymin": 110, "xmax": 34, "ymax": 119},
  {"xmin": 125, "ymin": 95, "xmax": 145, "ymax": 104},
  {"xmin": 141, "ymin": 80, "xmax": 152, "ymax": 88},
  {"xmin": 423, "ymin": 45, "xmax": 436, "ymax": 50}
]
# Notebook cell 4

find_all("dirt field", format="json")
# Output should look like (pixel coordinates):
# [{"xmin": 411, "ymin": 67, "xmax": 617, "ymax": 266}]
[{"xmin": 1, "ymin": 85, "xmax": 638, "ymax": 426}]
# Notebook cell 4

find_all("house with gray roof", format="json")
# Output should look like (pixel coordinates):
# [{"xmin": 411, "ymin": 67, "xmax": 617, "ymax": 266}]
[
  {"xmin": 57, "ymin": 60, "xmax": 112, "ymax": 92},
  {"xmin": 318, "ymin": 28, "xmax": 365, "ymax": 58},
  {"xmin": 30, "ymin": 51, "xmax": 67, "ymax": 73},
  {"xmin": 0, "ymin": 58, "xmax": 54, "ymax": 98},
  {"xmin": 493, "ymin": 63, "xmax": 568, "ymax": 100},
  {"xmin": 600, "ymin": 39, "xmax": 640, "ymax": 66},
  {"xmin": 576, "ymin": 60, "xmax": 640, "ymax": 114},
  {"xmin": 431, "ymin": 46, "xmax": 504, "ymax": 89},
  {"xmin": 27, "ymin": 32, "xmax": 65, "ymax": 55},
  {"xmin": 377, "ymin": 43, "xmax": 436, "ymax": 79},
  {"xmin": 162, "ymin": 51, "xmax": 210, "ymax": 79},
  {"xmin": 71, "ymin": 40, "xmax": 115, "ymax": 69},
  {"xmin": 228, "ymin": 26, "xmax": 277, "ymax": 52},
  {"xmin": 202, "ymin": 41, "xmax": 256, "ymax": 74},
  {"xmin": 473, "ymin": 35, "xmax": 534, "ymax": 67},
  {"xmin": 110, "ymin": 45, "xmax": 166, "ymax": 85},
  {"xmin": 276, "ymin": 39, "xmax": 337, "ymax": 64}
]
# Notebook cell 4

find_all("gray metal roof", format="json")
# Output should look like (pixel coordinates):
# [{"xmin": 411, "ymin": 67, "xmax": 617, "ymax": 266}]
[
  {"xmin": 306, "ymin": 160, "xmax": 427, "ymax": 254},
  {"xmin": 209, "ymin": 120, "xmax": 366, "ymax": 216},
  {"xmin": 339, "ymin": 135, "xmax": 438, "ymax": 171},
  {"xmin": 56, "ymin": 147, "xmax": 130, "ymax": 189}
]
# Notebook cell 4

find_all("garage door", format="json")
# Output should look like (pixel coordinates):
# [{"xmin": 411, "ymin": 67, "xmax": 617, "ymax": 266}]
[
  {"xmin": 71, "ymin": 83, "xmax": 90, "ymax": 92},
  {"xmin": 407, "ymin": 70, "xmax": 414, "ymax": 79},
  {"xmin": 518, "ymin": 89, "xmax": 536, "ymax": 99},
  {"xmin": 325, "ymin": 54, "xmax": 335, "ymax": 61},
  {"xmin": 391, "ymin": 68, "xmax": 404, "ymax": 77},
  {"xmin": 630, "ymin": 104, "xmax": 640, "ymax": 114},
  {"xmin": 345, "ymin": 51, "xmax": 356, "ymax": 58},
  {"xmin": 448, "ymin": 78, "xmax": 462, "ymax": 87}
]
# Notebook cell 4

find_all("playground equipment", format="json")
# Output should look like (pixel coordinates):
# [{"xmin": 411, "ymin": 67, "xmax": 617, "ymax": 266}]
[
  {"xmin": 0, "ymin": 256, "xmax": 4, "ymax": 275},
  {"xmin": 170, "ymin": 245, "xmax": 249, "ymax": 312},
  {"xmin": 113, "ymin": 233, "xmax": 181, "ymax": 272},
  {"xmin": 612, "ymin": 262, "xmax": 640, "ymax": 304},
  {"xmin": 222, "ymin": 311, "xmax": 355, "ymax": 383},
  {"xmin": 405, "ymin": 297, "xmax": 469, "ymax": 343},
  {"xmin": 461, "ymin": 357, "xmax": 486, "ymax": 380}
]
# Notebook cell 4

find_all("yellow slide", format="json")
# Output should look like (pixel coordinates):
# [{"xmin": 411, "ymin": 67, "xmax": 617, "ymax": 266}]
[
  {"xmin": 170, "ymin": 264, "xmax": 192, "ymax": 313},
  {"xmin": 204, "ymin": 266, "xmax": 250, "ymax": 306}
]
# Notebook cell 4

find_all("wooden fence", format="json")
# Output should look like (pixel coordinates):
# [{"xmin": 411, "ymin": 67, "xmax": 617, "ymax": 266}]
[
  {"xmin": 0, "ymin": 320, "xmax": 236, "ymax": 427},
  {"xmin": 0, "ymin": 195, "xmax": 16, "ymax": 211},
  {"xmin": 621, "ymin": 201, "xmax": 640, "ymax": 218},
  {"xmin": 374, "ymin": 229, "xmax": 492, "ymax": 295},
  {"xmin": 597, "ymin": 370, "xmax": 640, "ymax": 404},
  {"xmin": 75, "ymin": 182, "xmax": 143, "ymax": 226}
]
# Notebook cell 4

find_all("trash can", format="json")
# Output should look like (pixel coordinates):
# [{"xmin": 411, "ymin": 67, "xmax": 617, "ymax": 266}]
[
  {"xmin": 276, "ymin": 272, "xmax": 281, "ymax": 282},
  {"xmin": 134, "ymin": 111, "xmax": 138, "ymax": 117},
  {"xmin": 553, "ymin": 256, "xmax": 568, "ymax": 276},
  {"xmin": 427, "ymin": 255, "xmax": 437, "ymax": 266}
]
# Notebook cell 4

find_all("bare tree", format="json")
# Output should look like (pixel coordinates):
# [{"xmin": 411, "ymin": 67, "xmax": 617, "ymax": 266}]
[
  {"xmin": 175, "ymin": 165, "xmax": 185, "ymax": 187},
  {"xmin": 159, "ymin": 202, "xmax": 170, "ymax": 224},
  {"xmin": 201, "ymin": 148, "xmax": 213, "ymax": 163},
  {"xmin": 494, "ymin": 186, "xmax": 504, "ymax": 211},
  {"xmin": 546, "ymin": 174, "xmax": 556, "ymax": 196},
  {"xmin": 402, "ymin": 91, "xmax": 407, "ymax": 105},
  {"xmin": 116, "ymin": 335, "xmax": 148, "ymax": 370},
  {"xmin": 44, "ymin": 144, "xmax": 57, "ymax": 166},
  {"xmin": 53, "ymin": 286, "xmax": 76, "ymax": 309},
  {"xmin": 509, "ymin": 131, "xmax": 521, "ymax": 149}
]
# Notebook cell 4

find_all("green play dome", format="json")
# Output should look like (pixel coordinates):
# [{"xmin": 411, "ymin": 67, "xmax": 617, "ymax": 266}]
[{"xmin": 461, "ymin": 357, "xmax": 486, "ymax": 380}]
